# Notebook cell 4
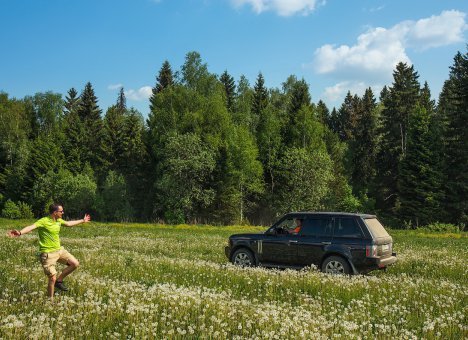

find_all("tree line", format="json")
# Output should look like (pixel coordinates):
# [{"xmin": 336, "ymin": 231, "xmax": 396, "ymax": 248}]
[{"xmin": 0, "ymin": 49, "xmax": 466, "ymax": 227}]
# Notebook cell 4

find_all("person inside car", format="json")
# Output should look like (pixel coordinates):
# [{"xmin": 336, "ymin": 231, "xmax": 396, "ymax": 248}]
[{"xmin": 290, "ymin": 218, "xmax": 303, "ymax": 234}]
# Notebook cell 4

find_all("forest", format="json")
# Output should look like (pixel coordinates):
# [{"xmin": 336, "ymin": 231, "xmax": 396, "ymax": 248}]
[{"xmin": 0, "ymin": 49, "xmax": 466, "ymax": 227}]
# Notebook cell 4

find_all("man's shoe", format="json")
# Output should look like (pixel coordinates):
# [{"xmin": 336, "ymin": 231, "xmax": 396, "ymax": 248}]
[{"xmin": 54, "ymin": 281, "xmax": 69, "ymax": 291}]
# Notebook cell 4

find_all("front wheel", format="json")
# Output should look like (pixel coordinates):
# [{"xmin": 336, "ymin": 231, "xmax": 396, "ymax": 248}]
[
  {"xmin": 231, "ymin": 248, "xmax": 255, "ymax": 267},
  {"xmin": 321, "ymin": 256, "xmax": 350, "ymax": 275}
]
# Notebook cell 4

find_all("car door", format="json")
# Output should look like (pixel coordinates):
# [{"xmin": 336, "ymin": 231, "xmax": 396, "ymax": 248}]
[
  {"xmin": 260, "ymin": 217, "xmax": 298, "ymax": 265},
  {"xmin": 331, "ymin": 217, "xmax": 366, "ymax": 266},
  {"xmin": 294, "ymin": 217, "xmax": 333, "ymax": 267}
]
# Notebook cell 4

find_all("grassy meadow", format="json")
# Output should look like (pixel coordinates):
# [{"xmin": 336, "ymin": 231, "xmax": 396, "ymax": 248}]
[{"xmin": 0, "ymin": 218, "xmax": 466, "ymax": 339}]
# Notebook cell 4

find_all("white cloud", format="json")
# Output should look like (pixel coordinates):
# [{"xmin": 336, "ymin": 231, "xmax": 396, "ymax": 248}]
[
  {"xmin": 231, "ymin": 0, "xmax": 322, "ymax": 16},
  {"xmin": 108, "ymin": 83, "xmax": 123, "ymax": 90},
  {"xmin": 313, "ymin": 10, "xmax": 467, "ymax": 105},
  {"xmin": 405, "ymin": 10, "xmax": 467, "ymax": 50},
  {"xmin": 125, "ymin": 86, "xmax": 152, "ymax": 101},
  {"xmin": 314, "ymin": 10, "xmax": 466, "ymax": 79}
]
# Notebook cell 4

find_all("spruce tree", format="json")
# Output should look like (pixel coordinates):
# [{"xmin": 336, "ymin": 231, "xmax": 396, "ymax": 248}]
[
  {"xmin": 116, "ymin": 87, "xmax": 126, "ymax": 112},
  {"xmin": 63, "ymin": 88, "xmax": 80, "ymax": 117},
  {"xmin": 220, "ymin": 70, "xmax": 236, "ymax": 112},
  {"xmin": 439, "ymin": 50, "xmax": 468, "ymax": 224},
  {"xmin": 283, "ymin": 77, "xmax": 314, "ymax": 148},
  {"xmin": 77, "ymin": 82, "xmax": 105, "ymax": 176},
  {"xmin": 316, "ymin": 100, "xmax": 330, "ymax": 125},
  {"xmin": 398, "ymin": 106, "xmax": 441, "ymax": 226},
  {"xmin": 375, "ymin": 62, "xmax": 421, "ymax": 217},
  {"xmin": 154, "ymin": 60, "xmax": 173, "ymax": 94},
  {"xmin": 251, "ymin": 73, "xmax": 268, "ymax": 131},
  {"xmin": 63, "ymin": 88, "xmax": 84, "ymax": 173},
  {"xmin": 336, "ymin": 91, "xmax": 360, "ymax": 142},
  {"xmin": 349, "ymin": 88, "xmax": 378, "ymax": 195}
]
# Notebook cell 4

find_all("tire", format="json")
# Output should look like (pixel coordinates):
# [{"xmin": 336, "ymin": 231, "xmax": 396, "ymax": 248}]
[
  {"xmin": 321, "ymin": 256, "xmax": 351, "ymax": 275},
  {"xmin": 231, "ymin": 248, "xmax": 255, "ymax": 267}
]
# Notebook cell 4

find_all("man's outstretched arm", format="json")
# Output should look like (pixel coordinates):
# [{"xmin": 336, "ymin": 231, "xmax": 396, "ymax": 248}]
[
  {"xmin": 7, "ymin": 224, "xmax": 37, "ymax": 237},
  {"xmin": 64, "ymin": 214, "xmax": 91, "ymax": 227}
]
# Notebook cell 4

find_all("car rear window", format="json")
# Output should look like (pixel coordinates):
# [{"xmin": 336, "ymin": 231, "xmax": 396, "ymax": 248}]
[
  {"xmin": 364, "ymin": 218, "xmax": 390, "ymax": 238},
  {"xmin": 334, "ymin": 218, "xmax": 363, "ymax": 238}
]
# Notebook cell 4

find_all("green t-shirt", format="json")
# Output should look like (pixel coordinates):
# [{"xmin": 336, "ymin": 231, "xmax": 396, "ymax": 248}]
[{"xmin": 35, "ymin": 217, "xmax": 66, "ymax": 253}]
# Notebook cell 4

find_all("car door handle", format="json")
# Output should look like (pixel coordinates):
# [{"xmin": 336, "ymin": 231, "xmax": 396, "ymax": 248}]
[
  {"xmin": 289, "ymin": 240, "xmax": 298, "ymax": 243},
  {"xmin": 321, "ymin": 242, "xmax": 331, "ymax": 245}
]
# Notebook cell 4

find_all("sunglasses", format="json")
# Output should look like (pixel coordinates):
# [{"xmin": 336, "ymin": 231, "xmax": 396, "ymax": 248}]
[{"xmin": 56, "ymin": 210, "xmax": 64, "ymax": 213}]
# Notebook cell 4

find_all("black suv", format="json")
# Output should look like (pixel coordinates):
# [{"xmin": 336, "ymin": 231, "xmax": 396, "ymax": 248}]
[{"xmin": 225, "ymin": 212, "xmax": 397, "ymax": 274}]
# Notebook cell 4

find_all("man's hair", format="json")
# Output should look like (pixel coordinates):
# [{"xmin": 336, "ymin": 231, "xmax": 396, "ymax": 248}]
[{"xmin": 49, "ymin": 203, "xmax": 62, "ymax": 214}]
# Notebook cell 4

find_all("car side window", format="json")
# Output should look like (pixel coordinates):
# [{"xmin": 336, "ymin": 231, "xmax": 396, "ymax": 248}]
[
  {"xmin": 299, "ymin": 218, "xmax": 333, "ymax": 236},
  {"xmin": 334, "ymin": 218, "xmax": 363, "ymax": 238},
  {"xmin": 275, "ymin": 218, "xmax": 296, "ymax": 234}
]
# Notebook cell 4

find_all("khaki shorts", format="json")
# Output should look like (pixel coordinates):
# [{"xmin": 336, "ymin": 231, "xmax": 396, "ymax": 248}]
[{"xmin": 39, "ymin": 247, "xmax": 77, "ymax": 277}]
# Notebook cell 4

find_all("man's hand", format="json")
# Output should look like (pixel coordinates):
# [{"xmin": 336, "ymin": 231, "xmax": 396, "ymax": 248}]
[
  {"xmin": 6, "ymin": 230, "xmax": 21, "ymax": 238},
  {"xmin": 83, "ymin": 214, "xmax": 91, "ymax": 223}
]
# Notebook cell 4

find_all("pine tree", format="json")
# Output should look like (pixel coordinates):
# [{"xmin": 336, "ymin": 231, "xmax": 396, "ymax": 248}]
[
  {"xmin": 152, "ymin": 60, "xmax": 173, "ymax": 101},
  {"xmin": 439, "ymin": 50, "xmax": 468, "ymax": 224},
  {"xmin": 398, "ymin": 106, "xmax": 441, "ymax": 226},
  {"xmin": 77, "ymin": 82, "xmax": 105, "ymax": 176},
  {"xmin": 62, "ymin": 88, "xmax": 84, "ymax": 173},
  {"xmin": 116, "ymin": 87, "xmax": 126, "ymax": 112},
  {"xmin": 232, "ymin": 75, "xmax": 253, "ymax": 128},
  {"xmin": 336, "ymin": 91, "xmax": 360, "ymax": 142},
  {"xmin": 349, "ymin": 88, "xmax": 378, "ymax": 195},
  {"xmin": 220, "ymin": 70, "xmax": 236, "ymax": 112},
  {"xmin": 63, "ymin": 88, "xmax": 80, "ymax": 117},
  {"xmin": 375, "ymin": 62, "xmax": 421, "ymax": 216},
  {"xmin": 316, "ymin": 100, "xmax": 330, "ymax": 125},
  {"xmin": 251, "ymin": 73, "xmax": 268, "ymax": 131},
  {"xmin": 283, "ymin": 77, "xmax": 314, "ymax": 148}
]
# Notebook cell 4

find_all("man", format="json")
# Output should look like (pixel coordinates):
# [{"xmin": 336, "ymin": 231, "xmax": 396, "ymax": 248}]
[
  {"xmin": 291, "ymin": 218, "xmax": 303, "ymax": 234},
  {"xmin": 8, "ymin": 203, "xmax": 91, "ymax": 299}
]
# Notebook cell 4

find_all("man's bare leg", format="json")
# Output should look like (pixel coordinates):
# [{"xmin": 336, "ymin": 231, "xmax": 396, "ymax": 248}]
[
  {"xmin": 47, "ymin": 275, "xmax": 56, "ymax": 300},
  {"xmin": 57, "ymin": 258, "xmax": 80, "ymax": 282}
]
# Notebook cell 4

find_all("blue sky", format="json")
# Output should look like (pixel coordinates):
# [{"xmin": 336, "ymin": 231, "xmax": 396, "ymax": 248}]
[{"xmin": 1, "ymin": 0, "xmax": 467, "ymax": 116}]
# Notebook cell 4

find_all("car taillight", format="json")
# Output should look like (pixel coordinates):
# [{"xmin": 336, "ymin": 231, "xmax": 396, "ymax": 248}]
[{"xmin": 366, "ymin": 244, "xmax": 378, "ymax": 258}]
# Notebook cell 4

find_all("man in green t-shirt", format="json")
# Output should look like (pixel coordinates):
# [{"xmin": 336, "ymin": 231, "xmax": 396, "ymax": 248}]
[{"xmin": 8, "ymin": 203, "xmax": 91, "ymax": 299}]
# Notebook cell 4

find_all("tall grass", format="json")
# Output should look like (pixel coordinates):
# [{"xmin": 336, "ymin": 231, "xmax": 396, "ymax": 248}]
[{"xmin": 0, "ymin": 219, "xmax": 466, "ymax": 339}]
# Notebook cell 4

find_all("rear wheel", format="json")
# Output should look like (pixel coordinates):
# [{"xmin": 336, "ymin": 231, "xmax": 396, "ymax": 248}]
[
  {"xmin": 231, "ymin": 248, "xmax": 255, "ymax": 267},
  {"xmin": 321, "ymin": 256, "xmax": 350, "ymax": 275}
]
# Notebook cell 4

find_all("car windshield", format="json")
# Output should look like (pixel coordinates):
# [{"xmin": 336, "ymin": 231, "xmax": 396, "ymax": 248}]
[{"xmin": 364, "ymin": 218, "xmax": 390, "ymax": 238}]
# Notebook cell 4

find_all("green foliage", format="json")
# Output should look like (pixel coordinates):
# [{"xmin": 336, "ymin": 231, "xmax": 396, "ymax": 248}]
[
  {"xmin": 32, "ymin": 169, "xmax": 97, "ymax": 218},
  {"xmin": 398, "ymin": 105, "xmax": 441, "ymax": 226},
  {"xmin": 376, "ymin": 62, "xmax": 422, "ymax": 215},
  {"xmin": 0, "ymin": 200, "xmax": 32, "ymax": 219},
  {"xmin": 251, "ymin": 72, "xmax": 268, "ymax": 131},
  {"xmin": 97, "ymin": 171, "xmax": 134, "ymax": 221},
  {"xmin": 18, "ymin": 201, "xmax": 34, "ymax": 219},
  {"xmin": 77, "ymin": 82, "xmax": 105, "ymax": 176},
  {"xmin": 23, "ymin": 92, "xmax": 64, "ymax": 136},
  {"xmin": 223, "ymin": 126, "xmax": 264, "ymax": 223},
  {"xmin": 154, "ymin": 133, "xmax": 216, "ymax": 223},
  {"xmin": 348, "ymin": 88, "xmax": 378, "ymax": 195},
  {"xmin": 219, "ymin": 70, "xmax": 236, "ymax": 112},
  {"xmin": 438, "ymin": 50, "xmax": 468, "ymax": 225},
  {"xmin": 0, "ymin": 49, "xmax": 466, "ymax": 226},
  {"xmin": 417, "ymin": 222, "xmax": 462, "ymax": 233},
  {"xmin": 1, "ymin": 199, "xmax": 21, "ymax": 219},
  {"xmin": 62, "ymin": 87, "xmax": 85, "ymax": 173},
  {"xmin": 275, "ymin": 148, "xmax": 333, "ymax": 214}
]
